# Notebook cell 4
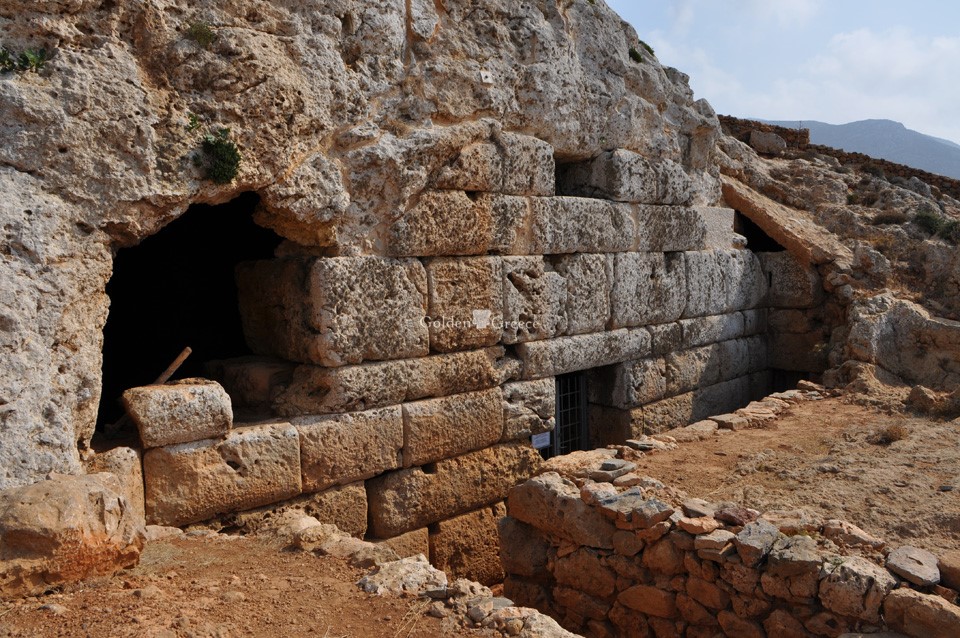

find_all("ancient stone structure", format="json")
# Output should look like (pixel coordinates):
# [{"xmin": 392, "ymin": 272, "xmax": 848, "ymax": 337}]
[{"xmin": 500, "ymin": 438, "xmax": 960, "ymax": 638}]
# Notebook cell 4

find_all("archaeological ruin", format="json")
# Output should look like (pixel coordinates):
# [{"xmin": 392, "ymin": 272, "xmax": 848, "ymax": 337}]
[{"xmin": 2, "ymin": 0, "xmax": 959, "ymax": 636}]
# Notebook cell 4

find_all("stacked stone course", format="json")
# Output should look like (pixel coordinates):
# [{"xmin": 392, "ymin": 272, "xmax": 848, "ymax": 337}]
[
  {"xmin": 500, "ymin": 416, "xmax": 960, "ymax": 638},
  {"xmin": 129, "ymin": 133, "xmax": 819, "ymax": 584}
]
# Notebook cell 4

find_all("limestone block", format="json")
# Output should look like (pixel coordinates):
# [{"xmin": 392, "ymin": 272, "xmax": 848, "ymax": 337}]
[
  {"xmin": 750, "ymin": 130, "xmax": 787, "ymax": 154},
  {"xmin": 0, "ymin": 474, "xmax": 144, "ymax": 600},
  {"xmin": 367, "ymin": 443, "xmax": 541, "ymax": 537},
  {"xmin": 402, "ymin": 388, "xmax": 503, "ymax": 467},
  {"xmin": 595, "ymin": 358, "xmax": 667, "ymax": 408},
  {"xmin": 501, "ymin": 133, "xmax": 556, "ymax": 196},
  {"xmin": 648, "ymin": 322, "xmax": 683, "ymax": 356},
  {"xmin": 501, "ymin": 257, "xmax": 567, "ymax": 343},
  {"xmin": 84, "ymin": 446, "xmax": 145, "ymax": 525},
  {"xmin": 430, "ymin": 502, "xmax": 507, "ymax": 585},
  {"xmin": 123, "ymin": 379, "xmax": 233, "ymax": 449},
  {"xmin": 697, "ymin": 206, "xmax": 742, "ymax": 250},
  {"xmin": 684, "ymin": 249, "xmax": 766, "ymax": 318},
  {"xmin": 819, "ymin": 556, "xmax": 897, "ymax": 623},
  {"xmin": 758, "ymin": 251, "xmax": 824, "ymax": 309},
  {"xmin": 295, "ymin": 406, "xmax": 403, "ymax": 493},
  {"xmin": 741, "ymin": 309, "xmax": 768, "ymax": 336},
  {"xmin": 143, "ymin": 422, "xmax": 302, "ymax": 527},
  {"xmin": 680, "ymin": 313, "xmax": 745, "ymax": 349},
  {"xmin": 718, "ymin": 336, "xmax": 768, "ymax": 381},
  {"xmin": 275, "ymin": 347, "xmax": 517, "ymax": 416},
  {"xmin": 236, "ymin": 257, "xmax": 312, "ymax": 362},
  {"xmin": 611, "ymin": 252, "xmax": 686, "ymax": 328},
  {"xmin": 553, "ymin": 253, "xmax": 612, "ymax": 335},
  {"xmin": 499, "ymin": 516, "xmax": 551, "ymax": 578},
  {"xmin": 636, "ymin": 205, "xmax": 708, "ymax": 252},
  {"xmin": 369, "ymin": 528, "xmax": 430, "ymax": 559},
  {"xmin": 426, "ymin": 256, "xmax": 503, "ymax": 352},
  {"xmin": 643, "ymin": 376, "xmax": 752, "ymax": 432},
  {"xmin": 308, "ymin": 257, "xmax": 429, "ymax": 365},
  {"xmin": 665, "ymin": 345, "xmax": 723, "ymax": 396},
  {"xmin": 760, "ymin": 535, "xmax": 824, "ymax": 601},
  {"xmin": 768, "ymin": 309, "xmax": 817, "ymax": 334},
  {"xmin": 389, "ymin": 191, "xmax": 494, "ymax": 257},
  {"xmin": 618, "ymin": 584, "xmax": 677, "ymax": 618},
  {"xmin": 883, "ymin": 587, "xmax": 960, "ymax": 638},
  {"xmin": 502, "ymin": 379, "xmax": 556, "ymax": 442},
  {"xmin": 432, "ymin": 133, "xmax": 555, "ymax": 196},
  {"xmin": 484, "ymin": 193, "xmax": 532, "ymax": 254},
  {"xmin": 555, "ymin": 548, "xmax": 617, "ymax": 598},
  {"xmin": 529, "ymin": 197, "xmax": 634, "ymax": 254},
  {"xmin": 558, "ymin": 150, "xmax": 692, "ymax": 205},
  {"xmin": 516, "ymin": 328, "xmax": 651, "ymax": 379},
  {"xmin": 506, "ymin": 472, "xmax": 617, "ymax": 549},
  {"xmin": 208, "ymin": 356, "xmax": 294, "ymax": 409}
]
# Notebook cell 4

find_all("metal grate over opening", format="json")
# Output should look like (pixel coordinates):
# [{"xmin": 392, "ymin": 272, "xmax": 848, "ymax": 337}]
[{"xmin": 542, "ymin": 371, "xmax": 588, "ymax": 459}]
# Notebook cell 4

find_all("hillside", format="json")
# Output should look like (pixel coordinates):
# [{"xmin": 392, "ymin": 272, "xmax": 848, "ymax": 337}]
[{"xmin": 764, "ymin": 119, "xmax": 960, "ymax": 180}]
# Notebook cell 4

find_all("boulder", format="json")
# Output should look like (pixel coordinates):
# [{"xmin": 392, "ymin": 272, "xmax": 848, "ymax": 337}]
[
  {"xmin": 819, "ymin": 556, "xmax": 898, "ymax": 624},
  {"xmin": 357, "ymin": 554, "xmax": 448, "ymax": 598},
  {"xmin": 883, "ymin": 587, "xmax": 960, "ymax": 638},
  {"xmin": 0, "ymin": 473, "xmax": 144, "ymax": 599},
  {"xmin": 886, "ymin": 545, "xmax": 941, "ymax": 587}
]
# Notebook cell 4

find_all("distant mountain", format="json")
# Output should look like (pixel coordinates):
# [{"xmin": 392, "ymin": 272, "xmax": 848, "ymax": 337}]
[{"xmin": 761, "ymin": 118, "xmax": 960, "ymax": 180}]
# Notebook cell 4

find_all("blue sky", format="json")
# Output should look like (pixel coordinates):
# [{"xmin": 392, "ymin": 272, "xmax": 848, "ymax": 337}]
[{"xmin": 606, "ymin": 0, "xmax": 960, "ymax": 144}]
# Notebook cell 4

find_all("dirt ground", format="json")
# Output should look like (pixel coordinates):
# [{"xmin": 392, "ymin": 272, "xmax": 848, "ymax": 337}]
[
  {"xmin": 0, "ymin": 535, "xmax": 483, "ymax": 638},
  {"xmin": 634, "ymin": 396, "xmax": 960, "ymax": 555}
]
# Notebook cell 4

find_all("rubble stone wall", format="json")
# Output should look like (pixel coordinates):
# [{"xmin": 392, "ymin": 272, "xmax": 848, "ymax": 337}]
[{"xmin": 501, "ymin": 462, "xmax": 960, "ymax": 638}]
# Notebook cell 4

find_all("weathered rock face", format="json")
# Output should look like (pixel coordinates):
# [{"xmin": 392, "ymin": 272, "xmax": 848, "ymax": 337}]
[
  {"xmin": 0, "ymin": 0, "xmax": 723, "ymax": 490},
  {"xmin": 0, "ymin": 473, "xmax": 145, "ymax": 599}
]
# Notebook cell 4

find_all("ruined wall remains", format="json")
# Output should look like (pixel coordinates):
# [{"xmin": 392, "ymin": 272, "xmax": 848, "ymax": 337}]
[{"xmin": 500, "ymin": 413, "xmax": 960, "ymax": 638}]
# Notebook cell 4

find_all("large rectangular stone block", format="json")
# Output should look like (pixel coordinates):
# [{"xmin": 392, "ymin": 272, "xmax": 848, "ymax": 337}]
[
  {"xmin": 426, "ymin": 256, "xmax": 503, "ymax": 352},
  {"xmin": 274, "ymin": 347, "xmax": 517, "ymax": 416},
  {"xmin": 501, "ymin": 257, "xmax": 567, "ymax": 343},
  {"xmin": 636, "ymin": 205, "xmax": 708, "ymax": 252},
  {"xmin": 366, "ymin": 442, "xmax": 541, "ymax": 538},
  {"xmin": 642, "ymin": 376, "xmax": 752, "ymax": 432},
  {"xmin": 238, "ymin": 256, "xmax": 430, "ymax": 366},
  {"xmin": 529, "ymin": 197, "xmax": 634, "ymax": 254},
  {"xmin": 389, "ymin": 191, "xmax": 494, "ymax": 257},
  {"xmin": 208, "ymin": 356, "xmax": 294, "ymax": 411},
  {"xmin": 683, "ymin": 249, "xmax": 766, "ymax": 318},
  {"xmin": 665, "ymin": 345, "xmax": 723, "ymax": 396},
  {"xmin": 718, "ymin": 336, "xmax": 768, "ymax": 380},
  {"xmin": 553, "ymin": 253, "xmax": 612, "ymax": 335},
  {"xmin": 430, "ymin": 502, "xmax": 507, "ymax": 585},
  {"xmin": 697, "ymin": 206, "xmax": 739, "ymax": 249},
  {"xmin": 516, "ymin": 328, "xmax": 651, "ymax": 379},
  {"xmin": 502, "ymin": 379, "xmax": 556, "ymax": 441},
  {"xmin": 123, "ymin": 380, "xmax": 233, "ymax": 449},
  {"xmin": 432, "ymin": 133, "xmax": 555, "ymax": 196},
  {"xmin": 227, "ymin": 481, "xmax": 368, "ymax": 538},
  {"xmin": 758, "ymin": 252, "xmax": 825, "ymax": 309},
  {"xmin": 402, "ymin": 388, "xmax": 503, "ymax": 467},
  {"xmin": 144, "ymin": 422, "xmax": 302, "ymax": 527},
  {"xmin": 592, "ymin": 358, "xmax": 667, "ymax": 408},
  {"xmin": 295, "ymin": 406, "xmax": 403, "ymax": 493},
  {"xmin": 680, "ymin": 313, "xmax": 745, "ymax": 349},
  {"xmin": 648, "ymin": 321, "xmax": 683, "ymax": 356},
  {"xmin": 610, "ymin": 252, "xmax": 687, "ymax": 327},
  {"xmin": 557, "ymin": 150, "xmax": 692, "ymax": 205}
]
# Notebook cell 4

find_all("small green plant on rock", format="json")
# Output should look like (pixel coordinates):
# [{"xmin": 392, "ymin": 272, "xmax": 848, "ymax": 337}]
[
  {"xmin": 0, "ymin": 47, "xmax": 15, "ymax": 73},
  {"xmin": 186, "ymin": 21, "xmax": 218, "ymax": 49},
  {"xmin": 629, "ymin": 47, "xmax": 643, "ymax": 63},
  {"xmin": 17, "ymin": 48, "xmax": 51, "ymax": 73},
  {"xmin": 914, "ymin": 204, "xmax": 945, "ymax": 235},
  {"xmin": 638, "ymin": 39, "xmax": 655, "ymax": 55},
  {"xmin": 199, "ymin": 128, "xmax": 241, "ymax": 184}
]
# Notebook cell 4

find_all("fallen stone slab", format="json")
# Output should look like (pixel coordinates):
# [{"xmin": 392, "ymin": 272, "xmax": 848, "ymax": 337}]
[
  {"xmin": 886, "ymin": 545, "xmax": 941, "ymax": 587},
  {"xmin": 0, "ymin": 473, "xmax": 145, "ymax": 600},
  {"xmin": 357, "ymin": 554, "xmax": 448, "ymax": 598},
  {"xmin": 123, "ymin": 379, "xmax": 233, "ymax": 449},
  {"xmin": 694, "ymin": 529, "xmax": 735, "ymax": 552}
]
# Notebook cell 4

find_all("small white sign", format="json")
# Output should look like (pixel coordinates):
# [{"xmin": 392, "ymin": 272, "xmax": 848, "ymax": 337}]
[
  {"xmin": 531, "ymin": 432, "xmax": 552, "ymax": 449},
  {"xmin": 479, "ymin": 69, "xmax": 494, "ymax": 85}
]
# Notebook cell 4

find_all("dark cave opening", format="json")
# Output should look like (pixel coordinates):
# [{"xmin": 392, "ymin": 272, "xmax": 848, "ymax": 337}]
[
  {"xmin": 735, "ymin": 211, "xmax": 786, "ymax": 252},
  {"xmin": 96, "ymin": 192, "xmax": 282, "ymax": 438}
]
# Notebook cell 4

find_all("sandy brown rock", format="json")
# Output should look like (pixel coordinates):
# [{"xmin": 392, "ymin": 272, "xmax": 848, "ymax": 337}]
[
  {"xmin": 402, "ymin": 388, "xmax": 503, "ymax": 467},
  {"xmin": 0, "ymin": 473, "xmax": 144, "ymax": 599},
  {"xmin": 123, "ymin": 379, "xmax": 233, "ymax": 449},
  {"xmin": 429, "ymin": 502, "xmax": 507, "ymax": 586}
]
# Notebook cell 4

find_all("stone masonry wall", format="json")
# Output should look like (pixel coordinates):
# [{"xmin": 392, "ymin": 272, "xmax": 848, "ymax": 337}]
[
  {"xmin": 500, "ymin": 417, "xmax": 960, "ymax": 638},
  {"xmin": 128, "ymin": 139, "xmax": 794, "ymax": 584}
]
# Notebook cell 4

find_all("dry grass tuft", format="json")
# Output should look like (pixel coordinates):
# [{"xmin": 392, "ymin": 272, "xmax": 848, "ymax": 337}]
[{"xmin": 868, "ymin": 423, "xmax": 909, "ymax": 445}]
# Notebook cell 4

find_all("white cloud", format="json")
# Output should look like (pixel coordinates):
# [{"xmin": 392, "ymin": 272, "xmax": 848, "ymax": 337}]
[{"xmin": 736, "ymin": 0, "xmax": 824, "ymax": 27}]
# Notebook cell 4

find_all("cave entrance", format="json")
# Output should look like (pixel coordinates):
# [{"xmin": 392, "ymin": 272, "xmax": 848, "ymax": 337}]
[
  {"xmin": 734, "ymin": 211, "xmax": 786, "ymax": 252},
  {"xmin": 96, "ymin": 192, "xmax": 282, "ymax": 440}
]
